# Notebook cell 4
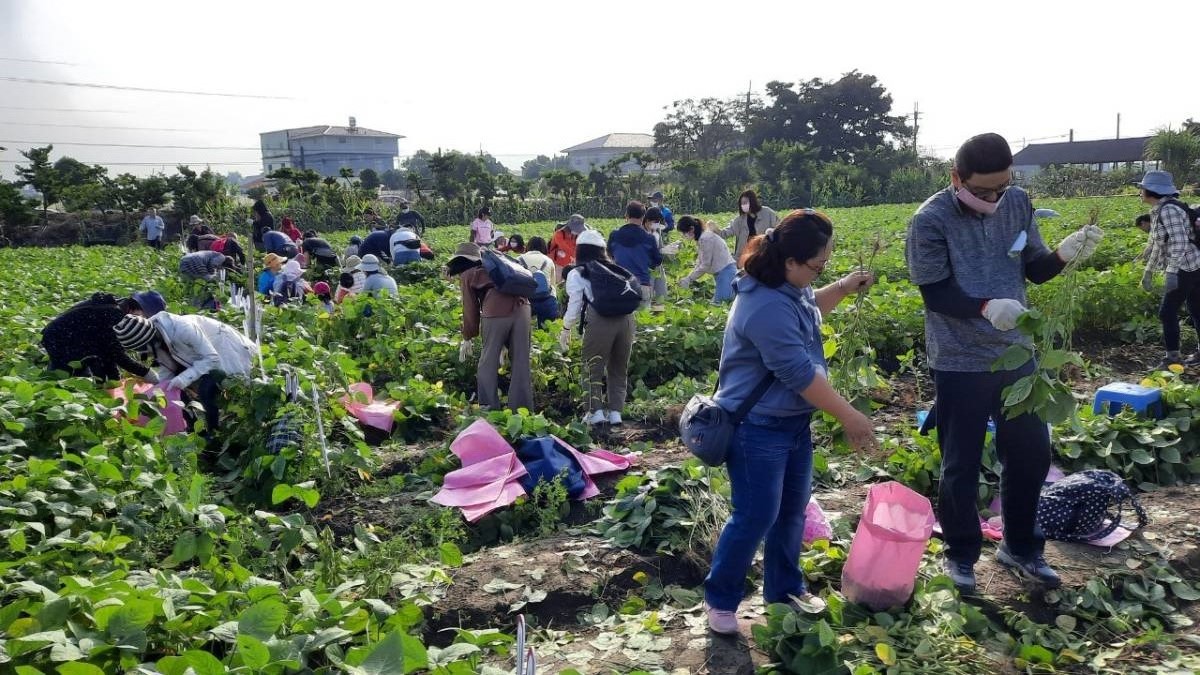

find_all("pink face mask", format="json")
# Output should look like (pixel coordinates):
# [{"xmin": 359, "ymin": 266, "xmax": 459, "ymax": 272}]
[{"xmin": 956, "ymin": 186, "xmax": 1001, "ymax": 215}]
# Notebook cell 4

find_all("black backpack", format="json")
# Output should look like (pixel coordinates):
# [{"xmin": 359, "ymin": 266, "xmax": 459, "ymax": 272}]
[
  {"xmin": 480, "ymin": 248, "xmax": 538, "ymax": 298},
  {"xmin": 581, "ymin": 260, "xmax": 642, "ymax": 317},
  {"xmin": 1162, "ymin": 198, "xmax": 1200, "ymax": 248},
  {"xmin": 1035, "ymin": 469, "xmax": 1148, "ymax": 543}
]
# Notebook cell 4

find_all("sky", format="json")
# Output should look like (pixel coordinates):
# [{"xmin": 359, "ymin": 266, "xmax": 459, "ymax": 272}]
[{"xmin": 1, "ymin": 0, "xmax": 1198, "ymax": 180}]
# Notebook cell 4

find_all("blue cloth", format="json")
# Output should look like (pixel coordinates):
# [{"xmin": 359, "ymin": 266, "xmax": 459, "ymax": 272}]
[
  {"xmin": 139, "ymin": 215, "xmax": 165, "ymax": 240},
  {"xmin": 608, "ymin": 223, "xmax": 662, "ymax": 286},
  {"xmin": 515, "ymin": 437, "xmax": 588, "ymax": 499},
  {"xmin": 712, "ymin": 263, "xmax": 737, "ymax": 303},
  {"xmin": 659, "ymin": 204, "xmax": 675, "ymax": 230},
  {"xmin": 262, "ymin": 230, "xmax": 291, "ymax": 255},
  {"xmin": 256, "ymin": 270, "xmax": 277, "ymax": 295},
  {"xmin": 705, "ymin": 412, "xmax": 814, "ymax": 609},
  {"xmin": 713, "ymin": 274, "xmax": 825, "ymax": 417},
  {"xmin": 392, "ymin": 248, "xmax": 421, "ymax": 265},
  {"xmin": 530, "ymin": 295, "xmax": 559, "ymax": 328}
]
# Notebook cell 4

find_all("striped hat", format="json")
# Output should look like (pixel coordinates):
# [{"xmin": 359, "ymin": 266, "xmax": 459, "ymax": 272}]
[{"xmin": 113, "ymin": 314, "xmax": 158, "ymax": 351}]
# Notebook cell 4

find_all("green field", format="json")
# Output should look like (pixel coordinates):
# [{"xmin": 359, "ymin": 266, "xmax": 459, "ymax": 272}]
[{"xmin": 0, "ymin": 197, "xmax": 1197, "ymax": 673}]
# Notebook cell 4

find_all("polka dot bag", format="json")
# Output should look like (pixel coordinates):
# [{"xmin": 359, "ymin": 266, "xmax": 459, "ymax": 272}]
[{"xmin": 1036, "ymin": 469, "xmax": 1148, "ymax": 543}]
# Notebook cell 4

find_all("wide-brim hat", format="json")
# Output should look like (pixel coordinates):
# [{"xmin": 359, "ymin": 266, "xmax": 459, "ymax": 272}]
[
  {"xmin": 263, "ymin": 252, "xmax": 285, "ymax": 269},
  {"xmin": 342, "ymin": 255, "xmax": 362, "ymax": 272},
  {"xmin": 114, "ymin": 314, "xmax": 158, "ymax": 351},
  {"xmin": 648, "ymin": 191, "xmax": 664, "ymax": 201},
  {"xmin": 448, "ymin": 242, "xmax": 481, "ymax": 264},
  {"xmin": 566, "ymin": 214, "xmax": 586, "ymax": 234},
  {"xmin": 359, "ymin": 254, "xmax": 382, "ymax": 272},
  {"xmin": 188, "ymin": 215, "xmax": 204, "ymax": 225},
  {"xmin": 1135, "ymin": 170, "xmax": 1180, "ymax": 196}
]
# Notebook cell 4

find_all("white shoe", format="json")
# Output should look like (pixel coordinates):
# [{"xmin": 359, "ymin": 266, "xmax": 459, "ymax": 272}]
[
  {"xmin": 585, "ymin": 410, "xmax": 608, "ymax": 426},
  {"xmin": 608, "ymin": 410, "xmax": 623, "ymax": 425}
]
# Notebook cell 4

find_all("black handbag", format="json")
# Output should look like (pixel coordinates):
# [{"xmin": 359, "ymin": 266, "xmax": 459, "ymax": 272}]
[{"xmin": 679, "ymin": 373, "xmax": 774, "ymax": 466}]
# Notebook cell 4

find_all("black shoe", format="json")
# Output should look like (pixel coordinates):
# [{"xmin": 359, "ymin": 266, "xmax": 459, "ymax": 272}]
[
  {"xmin": 943, "ymin": 558, "xmax": 977, "ymax": 594},
  {"xmin": 1154, "ymin": 355, "xmax": 1184, "ymax": 371},
  {"xmin": 996, "ymin": 545, "xmax": 1061, "ymax": 589}
]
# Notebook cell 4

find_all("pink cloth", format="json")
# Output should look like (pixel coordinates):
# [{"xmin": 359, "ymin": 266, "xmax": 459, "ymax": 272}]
[
  {"xmin": 804, "ymin": 498, "xmax": 833, "ymax": 544},
  {"xmin": 340, "ymin": 383, "xmax": 399, "ymax": 433},
  {"xmin": 842, "ymin": 482, "xmax": 935, "ymax": 610},
  {"xmin": 431, "ymin": 420, "xmax": 635, "ymax": 522},
  {"xmin": 108, "ymin": 380, "xmax": 187, "ymax": 435}
]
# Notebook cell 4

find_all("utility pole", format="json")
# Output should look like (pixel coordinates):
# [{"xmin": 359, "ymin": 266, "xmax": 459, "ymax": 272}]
[
  {"xmin": 912, "ymin": 102, "xmax": 920, "ymax": 155},
  {"xmin": 1116, "ymin": 113, "xmax": 1121, "ymax": 139}
]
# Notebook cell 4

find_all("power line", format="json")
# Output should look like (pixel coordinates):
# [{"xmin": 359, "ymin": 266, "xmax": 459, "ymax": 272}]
[
  {"xmin": 0, "ymin": 105, "xmax": 133, "ymax": 113},
  {"xmin": 0, "ymin": 121, "xmax": 212, "ymax": 132},
  {"xmin": 0, "ymin": 159, "xmax": 262, "ymax": 166},
  {"xmin": 0, "ymin": 76, "xmax": 292, "ymax": 100},
  {"xmin": 0, "ymin": 139, "xmax": 260, "ymax": 150},
  {"xmin": 0, "ymin": 56, "xmax": 79, "ymax": 66}
]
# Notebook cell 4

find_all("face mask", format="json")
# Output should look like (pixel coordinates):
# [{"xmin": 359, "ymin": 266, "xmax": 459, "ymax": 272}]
[
  {"xmin": 955, "ymin": 187, "xmax": 1001, "ymax": 215},
  {"xmin": 741, "ymin": 203, "xmax": 751, "ymax": 213}
]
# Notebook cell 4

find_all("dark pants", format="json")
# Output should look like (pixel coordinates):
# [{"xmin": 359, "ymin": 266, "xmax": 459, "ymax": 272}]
[
  {"xmin": 147, "ymin": 237, "xmax": 163, "ymax": 250},
  {"xmin": 933, "ymin": 363, "xmax": 1050, "ymax": 564},
  {"xmin": 1159, "ymin": 268, "xmax": 1200, "ymax": 352},
  {"xmin": 182, "ymin": 373, "xmax": 222, "ymax": 434},
  {"xmin": 49, "ymin": 355, "xmax": 119, "ymax": 382}
]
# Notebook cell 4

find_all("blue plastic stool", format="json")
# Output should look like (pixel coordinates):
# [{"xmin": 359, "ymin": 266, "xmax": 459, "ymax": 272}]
[
  {"xmin": 916, "ymin": 410, "xmax": 996, "ymax": 433},
  {"xmin": 1092, "ymin": 383, "xmax": 1164, "ymax": 418}
]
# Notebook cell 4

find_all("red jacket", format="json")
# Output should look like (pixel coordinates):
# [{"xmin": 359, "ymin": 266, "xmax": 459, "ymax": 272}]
[
  {"xmin": 280, "ymin": 218, "xmax": 303, "ymax": 242},
  {"xmin": 548, "ymin": 228, "xmax": 577, "ymax": 269}
]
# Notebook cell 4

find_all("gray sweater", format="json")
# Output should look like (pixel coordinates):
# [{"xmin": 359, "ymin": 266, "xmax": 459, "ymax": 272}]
[{"xmin": 685, "ymin": 229, "xmax": 736, "ymax": 283}]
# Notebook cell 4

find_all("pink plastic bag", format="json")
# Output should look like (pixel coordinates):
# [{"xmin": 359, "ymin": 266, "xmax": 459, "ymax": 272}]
[
  {"xmin": 842, "ymin": 482, "xmax": 935, "ymax": 610},
  {"xmin": 431, "ymin": 419, "xmax": 529, "ymax": 522},
  {"xmin": 340, "ymin": 383, "xmax": 399, "ymax": 433},
  {"xmin": 803, "ymin": 498, "xmax": 833, "ymax": 544},
  {"xmin": 108, "ymin": 380, "xmax": 188, "ymax": 435}
]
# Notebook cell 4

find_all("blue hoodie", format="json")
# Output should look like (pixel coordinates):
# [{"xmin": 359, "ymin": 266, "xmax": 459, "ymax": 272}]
[
  {"xmin": 608, "ymin": 223, "xmax": 662, "ymax": 285},
  {"xmin": 713, "ymin": 274, "xmax": 827, "ymax": 417}
]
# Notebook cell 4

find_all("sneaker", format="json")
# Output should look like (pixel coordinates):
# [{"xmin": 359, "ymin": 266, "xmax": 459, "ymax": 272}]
[
  {"xmin": 705, "ymin": 605, "xmax": 739, "ymax": 635},
  {"xmin": 584, "ymin": 410, "xmax": 608, "ymax": 426},
  {"xmin": 785, "ymin": 592, "xmax": 827, "ymax": 614},
  {"xmin": 995, "ymin": 545, "xmax": 1061, "ymax": 589},
  {"xmin": 1154, "ymin": 354, "xmax": 1184, "ymax": 371},
  {"xmin": 608, "ymin": 410, "xmax": 623, "ymax": 426},
  {"xmin": 943, "ymin": 558, "xmax": 977, "ymax": 594}
]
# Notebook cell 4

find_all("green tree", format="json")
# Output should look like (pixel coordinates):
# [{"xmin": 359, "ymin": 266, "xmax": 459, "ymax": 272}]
[
  {"xmin": 53, "ymin": 157, "xmax": 105, "ymax": 191},
  {"xmin": 653, "ymin": 97, "xmax": 747, "ymax": 161},
  {"xmin": 247, "ymin": 186, "xmax": 269, "ymax": 201},
  {"xmin": 1147, "ymin": 128, "xmax": 1200, "ymax": 184},
  {"xmin": 541, "ymin": 169, "xmax": 586, "ymax": 208},
  {"xmin": 405, "ymin": 171, "xmax": 426, "ymax": 201},
  {"xmin": 167, "ymin": 165, "xmax": 229, "ymax": 218},
  {"xmin": 428, "ymin": 151, "xmax": 461, "ymax": 201},
  {"xmin": 520, "ymin": 154, "xmax": 570, "ymax": 180},
  {"xmin": 358, "ymin": 168, "xmax": 381, "ymax": 190},
  {"xmin": 14, "ymin": 145, "xmax": 60, "ymax": 224},
  {"xmin": 380, "ymin": 168, "xmax": 405, "ymax": 190},
  {"xmin": 134, "ymin": 174, "xmax": 170, "ymax": 211}
]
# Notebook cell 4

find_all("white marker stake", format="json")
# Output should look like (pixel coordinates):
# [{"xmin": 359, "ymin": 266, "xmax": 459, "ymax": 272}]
[
  {"xmin": 516, "ymin": 615, "xmax": 526, "ymax": 675},
  {"xmin": 311, "ymin": 381, "xmax": 331, "ymax": 477}
]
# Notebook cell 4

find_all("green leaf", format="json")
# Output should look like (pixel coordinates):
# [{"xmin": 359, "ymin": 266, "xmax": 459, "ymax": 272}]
[
  {"xmin": 237, "ymin": 634, "xmax": 270, "ymax": 669},
  {"xmin": 1003, "ymin": 375, "xmax": 1034, "ymax": 407},
  {"xmin": 270, "ymin": 484, "xmax": 294, "ymax": 505},
  {"xmin": 1159, "ymin": 446, "xmax": 1182, "ymax": 464},
  {"xmin": 1130, "ymin": 447, "xmax": 1155, "ymax": 465},
  {"xmin": 874, "ymin": 642, "xmax": 896, "ymax": 666},
  {"xmin": 1018, "ymin": 643, "xmax": 1054, "ymax": 664},
  {"xmin": 37, "ymin": 598, "xmax": 71, "ymax": 630},
  {"xmin": 180, "ymin": 650, "xmax": 225, "ymax": 675},
  {"xmin": 55, "ymin": 664, "xmax": 105, "ymax": 675},
  {"xmin": 237, "ymin": 598, "xmax": 286, "ymax": 640},
  {"xmin": 1171, "ymin": 582, "xmax": 1200, "ymax": 601},
  {"xmin": 360, "ymin": 631, "xmax": 406, "ymax": 675},
  {"xmin": 438, "ymin": 542, "xmax": 464, "ymax": 568},
  {"xmin": 816, "ymin": 620, "xmax": 835, "ymax": 647},
  {"xmin": 993, "ymin": 344, "xmax": 1033, "ymax": 371},
  {"xmin": 172, "ymin": 532, "xmax": 197, "ymax": 563}
]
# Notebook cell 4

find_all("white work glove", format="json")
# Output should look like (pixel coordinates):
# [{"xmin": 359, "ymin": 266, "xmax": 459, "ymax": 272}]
[
  {"xmin": 1165, "ymin": 272, "xmax": 1179, "ymax": 294},
  {"xmin": 679, "ymin": 277, "xmax": 692, "ymax": 290},
  {"xmin": 1141, "ymin": 269, "xmax": 1155, "ymax": 293},
  {"xmin": 661, "ymin": 242, "xmax": 680, "ymax": 256},
  {"xmin": 1056, "ymin": 224, "xmax": 1104, "ymax": 263},
  {"xmin": 1033, "ymin": 208, "xmax": 1060, "ymax": 220},
  {"xmin": 164, "ymin": 377, "xmax": 184, "ymax": 392},
  {"xmin": 557, "ymin": 328, "xmax": 572, "ymax": 352},
  {"xmin": 981, "ymin": 299, "xmax": 1026, "ymax": 332},
  {"xmin": 837, "ymin": 269, "xmax": 875, "ymax": 294},
  {"xmin": 458, "ymin": 340, "xmax": 473, "ymax": 363},
  {"xmin": 142, "ymin": 370, "xmax": 160, "ymax": 384}
]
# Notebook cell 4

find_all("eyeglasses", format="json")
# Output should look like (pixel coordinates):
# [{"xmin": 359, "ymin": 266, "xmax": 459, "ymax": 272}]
[
  {"xmin": 961, "ymin": 180, "xmax": 1011, "ymax": 201},
  {"xmin": 804, "ymin": 256, "xmax": 831, "ymax": 274}
]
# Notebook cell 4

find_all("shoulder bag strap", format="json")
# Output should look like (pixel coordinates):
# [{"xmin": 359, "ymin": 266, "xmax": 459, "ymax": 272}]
[{"xmin": 730, "ymin": 372, "xmax": 775, "ymax": 425}]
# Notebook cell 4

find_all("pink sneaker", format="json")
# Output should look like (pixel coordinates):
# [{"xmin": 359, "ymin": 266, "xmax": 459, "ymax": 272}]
[{"xmin": 706, "ymin": 605, "xmax": 739, "ymax": 634}]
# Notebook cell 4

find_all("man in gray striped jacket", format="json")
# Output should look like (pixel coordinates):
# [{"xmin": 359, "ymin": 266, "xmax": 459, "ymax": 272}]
[{"xmin": 179, "ymin": 250, "xmax": 233, "ymax": 281}]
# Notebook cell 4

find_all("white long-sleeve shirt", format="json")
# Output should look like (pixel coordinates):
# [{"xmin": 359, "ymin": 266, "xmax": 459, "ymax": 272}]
[{"xmin": 562, "ymin": 267, "xmax": 593, "ymax": 331}]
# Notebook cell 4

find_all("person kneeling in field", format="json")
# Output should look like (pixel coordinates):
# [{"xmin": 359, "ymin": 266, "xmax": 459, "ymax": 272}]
[
  {"xmin": 42, "ymin": 292, "xmax": 159, "ymax": 383},
  {"xmin": 446, "ymin": 242, "xmax": 533, "ymax": 412},
  {"xmin": 179, "ymin": 250, "xmax": 235, "ymax": 282},
  {"xmin": 677, "ymin": 215, "xmax": 737, "ymax": 303},
  {"xmin": 113, "ymin": 312, "xmax": 259, "ymax": 436}
]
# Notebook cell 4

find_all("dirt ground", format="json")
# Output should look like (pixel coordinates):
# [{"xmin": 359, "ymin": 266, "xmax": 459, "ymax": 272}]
[{"xmin": 340, "ymin": 339, "xmax": 1199, "ymax": 673}]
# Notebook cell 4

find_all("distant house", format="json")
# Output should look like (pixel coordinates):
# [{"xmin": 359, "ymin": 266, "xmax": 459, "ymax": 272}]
[
  {"xmin": 260, "ymin": 118, "xmax": 403, "ymax": 178},
  {"xmin": 1011, "ymin": 136, "xmax": 1156, "ymax": 181},
  {"xmin": 561, "ymin": 133, "xmax": 656, "ymax": 174}
]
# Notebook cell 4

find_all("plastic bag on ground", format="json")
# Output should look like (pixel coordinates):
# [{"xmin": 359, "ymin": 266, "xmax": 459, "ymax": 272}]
[
  {"xmin": 340, "ymin": 382, "xmax": 399, "ymax": 433},
  {"xmin": 108, "ymin": 380, "xmax": 187, "ymax": 435},
  {"xmin": 842, "ymin": 481, "xmax": 935, "ymax": 610}
]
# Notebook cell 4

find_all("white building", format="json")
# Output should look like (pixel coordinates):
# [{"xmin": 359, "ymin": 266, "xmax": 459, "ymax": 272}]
[
  {"xmin": 561, "ymin": 133, "xmax": 656, "ymax": 174},
  {"xmin": 260, "ymin": 118, "xmax": 403, "ymax": 177}
]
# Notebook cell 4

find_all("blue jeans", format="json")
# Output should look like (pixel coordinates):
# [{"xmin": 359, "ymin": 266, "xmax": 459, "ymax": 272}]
[
  {"xmin": 705, "ymin": 412, "xmax": 814, "ymax": 610},
  {"xmin": 713, "ymin": 263, "xmax": 737, "ymax": 303}
]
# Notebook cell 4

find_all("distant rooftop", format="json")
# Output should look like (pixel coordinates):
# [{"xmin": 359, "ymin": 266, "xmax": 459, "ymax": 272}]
[
  {"xmin": 264, "ymin": 124, "xmax": 404, "ymax": 140},
  {"xmin": 561, "ymin": 133, "xmax": 654, "ymax": 154},
  {"xmin": 1012, "ymin": 136, "xmax": 1151, "ymax": 166}
]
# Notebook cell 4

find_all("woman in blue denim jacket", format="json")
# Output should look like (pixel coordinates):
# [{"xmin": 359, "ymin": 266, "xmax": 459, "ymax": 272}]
[{"xmin": 704, "ymin": 209, "xmax": 878, "ymax": 635}]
